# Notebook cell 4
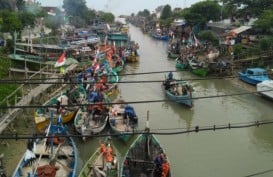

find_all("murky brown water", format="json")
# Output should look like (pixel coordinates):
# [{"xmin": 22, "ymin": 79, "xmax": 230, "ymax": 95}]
[{"xmin": 2, "ymin": 24, "xmax": 273, "ymax": 177}]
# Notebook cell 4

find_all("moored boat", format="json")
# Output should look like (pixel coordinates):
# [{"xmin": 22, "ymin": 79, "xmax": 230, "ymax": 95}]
[
  {"xmin": 238, "ymin": 68, "xmax": 270, "ymax": 85},
  {"xmin": 78, "ymin": 138, "xmax": 119, "ymax": 177},
  {"xmin": 188, "ymin": 59, "xmax": 209, "ymax": 77},
  {"xmin": 257, "ymin": 80, "xmax": 273, "ymax": 100},
  {"xmin": 108, "ymin": 99, "xmax": 138, "ymax": 142},
  {"xmin": 162, "ymin": 73, "xmax": 194, "ymax": 107},
  {"xmin": 121, "ymin": 132, "xmax": 171, "ymax": 177},
  {"xmin": 12, "ymin": 118, "xmax": 78, "ymax": 177},
  {"xmin": 74, "ymin": 102, "xmax": 109, "ymax": 141},
  {"xmin": 175, "ymin": 60, "xmax": 188, "ymax": 70},
  {"xmin": 34, "ymin": 85, "xmax": 86, "ymax": 133}
]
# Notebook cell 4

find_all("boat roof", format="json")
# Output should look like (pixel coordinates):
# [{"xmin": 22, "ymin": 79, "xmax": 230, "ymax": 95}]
[{"xmin": 258, "ymin": 80, "xmax": 273, "ymax": 87}]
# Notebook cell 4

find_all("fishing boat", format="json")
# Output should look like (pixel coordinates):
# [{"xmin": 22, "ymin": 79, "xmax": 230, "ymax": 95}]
[
  {"xmin": 124, "ymin": 50, "xmax": 139, "ymax": 63},
  {"xmin": 108, "ymin": 99, "xmax": 138, "ymax": 142},
  {"xmin": 257, "ymin": 80, "xmax": 273, "ymax": 100},
  {"xmin": 34, "ymin": 85, "xmax": 86, "ymax": 133},
  {"xmin": 78, "ymin": 138, "xmax": 119, "ymax": 177},
  {"xmin": 168, "ymin": 51, "xmax": 179, "ymax": 59},
  {"xmin": 162, "ymin": 74, "xmax": 194, "ymax": 107},
  {"xmin": 151, "ymin": 33, "xmax": 169, "ymax": 41},
  {"xmin": 175, "ymin": 59, "xmax": 188, "ymax": 70},
  {"xmin": 238, "ymin": 68, "xmax": 270, "ymax": 85},
  {"xmin": 121, "ymin": 120, "xmax": 171, "ymax": 177},
  {"xmin": 12, "ymin": 116, "xmax": 78, "ymax": 177},
  {"xmin": 74, "ymin": 102, "xmax": 109, "ymax": 141},
  {"xmin": 188, "ymin": 59, "xmax": 209, "ymax": 77}
]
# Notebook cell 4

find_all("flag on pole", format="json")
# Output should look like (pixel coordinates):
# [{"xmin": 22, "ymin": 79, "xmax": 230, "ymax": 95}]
[
  {"xmin": 55, "ymin": 52, "xmax": 66, "ymax": 67},
  {"xmin": 105, "ymin": 23, "xmax": 110, "ymax": 31}
]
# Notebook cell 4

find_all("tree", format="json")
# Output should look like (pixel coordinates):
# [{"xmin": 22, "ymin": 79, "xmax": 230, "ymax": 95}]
[
  {"xmin": 63, "ymin": 0, "xmax": 88, "ymax": 18},
  {"xmin": 198, "ymin": 30, "xmax": 219, "ymax": 46},
  {"xmin": 160, "ymin": 4, "xmax": 172, "ymax": 20},
  {"xmin": 182, "ymin": 1, "xmax": 221, "ymax": 28},
  {"xmin": 259, "ymin": 37, "xmax": 273, "ymax": 51},
  {"xmin": 18, "ymin": 11, "xmax": 36, "ymax": 28},
  {"xmin": 138, "ymin": 9, "xmax": 150, "ymax": 17},
  {"xmin": 220, "ymin": 0, "xmax": 273, "ymax": 17},
  {"xmin": 16, "ymin": 0, "xmax": 25, "ymax": 11},
  {"xmin": 254, "ymin": 9, "xmax": 273, "ymax": 33},
  {"xmin": 0, "ymin": 0, "xmax": 12, "ymax": 11},
  {"xmin": 100, "ymin": 12, "xmax": 115, "ymax": 23},
  {"xmin": 0, "ymin": 10, "xmax": 22, "ymax": 33}
]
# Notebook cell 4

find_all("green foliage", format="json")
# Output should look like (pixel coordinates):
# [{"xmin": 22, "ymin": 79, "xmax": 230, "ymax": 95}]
[
  {"xmin": 18, "ymin": 11, "xmax": 36, "ymax": 28},
  {"xmin": 254, "ymin": 9, "xmax": 273, "ymax": 33},
  {"xmin": 259, "ymin": 36, "xmax": 273, "ymax": 51},
  {"xmin": 138, "ymin": 9, "xmax": 150, "ymax": 17},
  {"xmin": 159, "ymin": 18, "xmax": 173, "ymax": 28},
  {"xmin": 16, "ymin": 0, "xmax": 25, "ymax": 11},
  {"xmin": 198, "ymin": 30, "xmax": 219, "ymax": 46},
  {"xmin": 233, "ymin": 44, "xmax": 243, "ymax": 56},
  {"xmin": 69, "ymin": 16, "xmax": 86, "ymax": 28},
  {"xmin": 0, "ymin": 84, "xmax": 20, "ymax": 105},
  {"xmin": 0, "ymin": 56, "xmax": 11, "ymax": 78},
  {"xmin": 182, "ymin": 1, "xmax": 221, "ymax": 28},
  {"xmin": 100, "ymin": 12, "xmax": 115, "ymax": 23},
  {"xmin": 221, "ymin": 0, "xmax": 273, "ymax": 17},
  {"xmin": 0, "ymin": 10, "xmax": 22, "ymax": 33},
  {"xmin": 160, "ymin": 4, "xmax": 172, "ymax": 20},
  {"xmin": 0, "ymin": 0, "xmax": 12, "ymax": 11},
  {"xmin": 63, "ymin": 0, "xmax": 88, "ymax": 18}
]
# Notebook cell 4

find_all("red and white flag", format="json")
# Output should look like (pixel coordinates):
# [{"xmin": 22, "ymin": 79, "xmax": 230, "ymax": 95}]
[
  {"xmin": 55, "ymin": 52, "xmax": 66, "ymax": 67},
  {"xmin": 93, "ymin": 62, "xmax": 100, "ymax": 73}
]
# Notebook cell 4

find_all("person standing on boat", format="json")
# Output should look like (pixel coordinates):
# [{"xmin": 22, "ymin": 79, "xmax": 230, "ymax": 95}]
[
  {"xmin": 161, "ymin": 158, "xmax": 170, "ymax": 177},
  {"xmin": 104, "ymin": 144, "xmax": 113, "ymax": 172},
  {"xmin": 167, "ymin": 71, "xmax": 173, "ymax": 81},
  {"xmin": 154, "ymin": 152, "xmax": 163, "ymax": 177}
]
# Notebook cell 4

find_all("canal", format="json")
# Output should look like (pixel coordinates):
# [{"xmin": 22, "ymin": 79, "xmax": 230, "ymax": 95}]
[
  {"xmin": 3, "ymin": 24, "xmax": 273, "ymax": 177},
  {"xmin": 79, "ymin": 24, "xmax": 273, "ymax": 177}
]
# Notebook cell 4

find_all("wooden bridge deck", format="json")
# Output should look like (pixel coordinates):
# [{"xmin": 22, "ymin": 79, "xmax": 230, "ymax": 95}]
[{"xmin": 0, "ymin": 64, "xmax": 78, "ymax": 134}]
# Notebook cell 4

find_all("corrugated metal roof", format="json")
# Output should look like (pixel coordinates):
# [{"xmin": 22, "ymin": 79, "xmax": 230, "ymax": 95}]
[{"xmin": 231, "ymin": 26, "xmax": 251, "ymax": 34}]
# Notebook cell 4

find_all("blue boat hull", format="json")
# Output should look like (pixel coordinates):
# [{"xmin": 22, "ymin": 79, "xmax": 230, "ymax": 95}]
[
  {"xmin": 238, "ymin": 73, "xmax": 269, "ymax": 85},
  {"xmin": 12, "ymin": 124, "xmax": 78, "ymax": 177},
  {"xmin": 238, "ymin": 68, "xmax": 270, "ymax": 85},
  {"xmin": 165, "ymin": 90, "xmax": 193, "ymax": 107}
]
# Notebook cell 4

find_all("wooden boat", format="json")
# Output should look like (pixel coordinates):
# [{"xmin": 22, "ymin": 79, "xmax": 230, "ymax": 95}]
[
  {"xmin": 78, "ymin": 138, "xmax": 119, "ymax": 177},
  {"xmin": 108, "ymin": 99, "xmax": 138, "ymax": 142},
  {"xmin": 34, "ymin": 85, "xmax": 86, "ymax": 133},
  {"xmin": 162, "ymin": 76, "xmax": 194, "ymax": 107},
  {"xmin": 175, "ymin": 60, "xmax": 188, "ymax": 70},
  {"xmin": 121, "ymin": 133, "xmax": 171, "ymax": 177},
  {"xmin": 125, "ymin": 50, "xmax": 139, "ymax": 63},
  {"xmin": 12, "ymin": 120, "xmax": 78, "ymax": 177},
  {"xmin": 257, "ymin": 80, "xmax": 273, "ymax": 100},
  {"xmin": 188, "ymin": 59, "xmax": 209, "ymax": 77},
  {"xmin": 191, "ymin": 68, "xmax": 209, "ymax": 77},
  {"xmin": 238, "ymin": 68, "xmax": 270, "ymax": 85},
  {"xmin": 151, "ymin": 33, "xmax": 169, "ymax": 41},
  {"xmin": 74, "ymin": 103, "xmax": 109, "ymax": 141}
]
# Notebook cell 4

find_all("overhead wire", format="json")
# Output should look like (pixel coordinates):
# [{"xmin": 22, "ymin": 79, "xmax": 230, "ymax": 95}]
[
  {"xmin": 0, "ymin": 119, "xmax": 272, "ymax": 140},
  {"xmin": 0, "ymin": 89, "xmax": 272, "ymax": 109}
]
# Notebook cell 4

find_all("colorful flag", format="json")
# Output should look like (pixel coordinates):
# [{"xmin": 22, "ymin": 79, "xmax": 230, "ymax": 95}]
[{"xmin": 54, "ymin": 52, "xmax": 66, "ymax": 67}]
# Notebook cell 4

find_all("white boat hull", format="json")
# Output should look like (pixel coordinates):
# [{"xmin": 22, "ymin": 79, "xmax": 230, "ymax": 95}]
[{"xmin": 257, "ymin": 80, "xmax": 273, "ymax": 100}]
